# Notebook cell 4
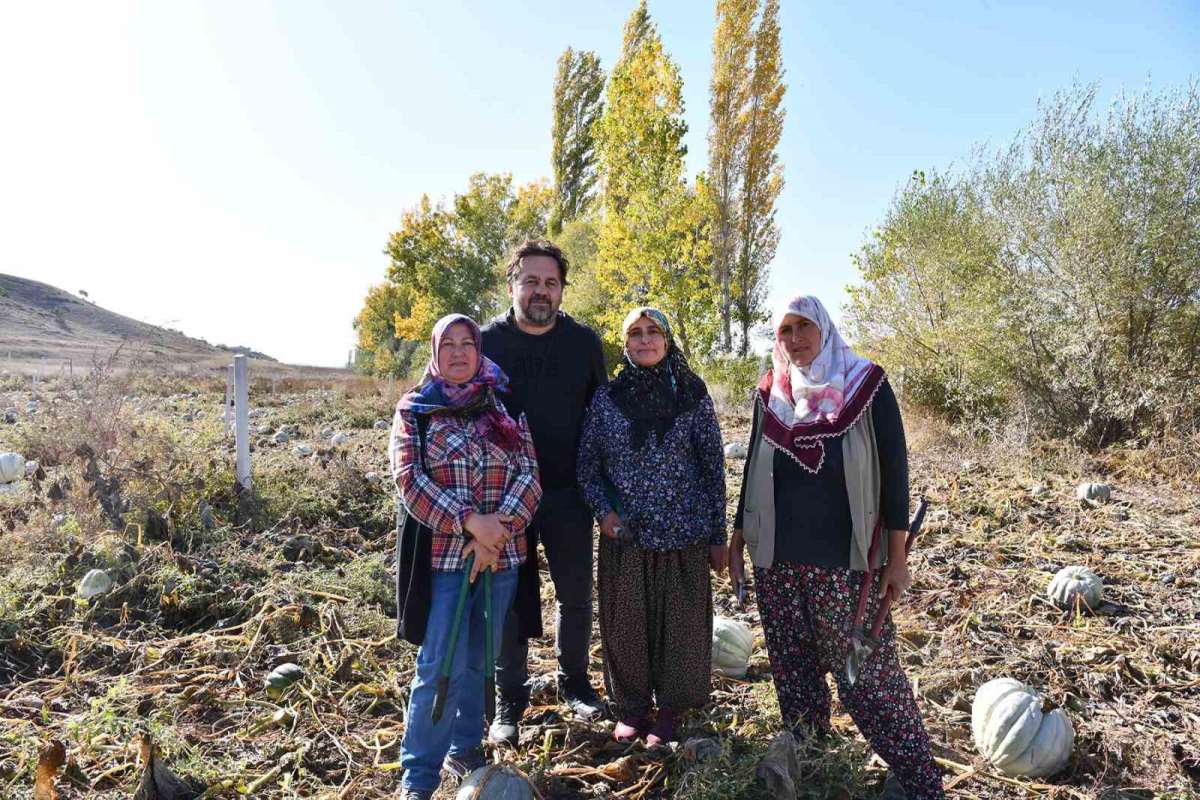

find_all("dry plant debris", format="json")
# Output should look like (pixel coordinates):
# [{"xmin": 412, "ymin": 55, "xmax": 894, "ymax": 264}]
[{"xmin": 0, "ymin": 370, "xmax": 1197, "ymax": 799}]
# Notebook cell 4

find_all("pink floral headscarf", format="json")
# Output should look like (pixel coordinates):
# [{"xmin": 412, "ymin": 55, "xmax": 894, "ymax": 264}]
[{"xmin": 758, "ymin": 295, "xmax": 884, "ymax": 473}]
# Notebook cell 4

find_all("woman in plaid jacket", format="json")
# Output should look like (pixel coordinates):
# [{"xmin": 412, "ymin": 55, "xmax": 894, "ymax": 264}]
[{"xmin": 390, "ymin": 313, "xmax": 542, "ymax": 800}]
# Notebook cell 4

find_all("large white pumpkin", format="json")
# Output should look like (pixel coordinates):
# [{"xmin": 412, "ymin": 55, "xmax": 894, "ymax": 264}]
[
  {"xmin": 972, "ymin": 678, "xmax": 1074, "ymax": 777},
  {"xmin": 0, "ymin": 452, "xmax": 25, "ymax": 484},
  {"xmin": 1047, "ymin": 566, "xmax": 1103, "ymax": 612},
  {"xmin": 456, "ymin": 764, "xmax": 537, "ymax": 800},
  {"xmin": 711, "ymin": 616, "xmax": 754, "ymax": 678}
]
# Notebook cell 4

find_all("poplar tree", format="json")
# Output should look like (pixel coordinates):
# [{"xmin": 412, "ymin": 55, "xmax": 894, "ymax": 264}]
[
  {"xmin": 594, "ymin": 3, "xmax": 718, "ymax": 358},
  {"xmin": 707, "ymin": 0, "xmax": 757, "ymax": 352},
  {"xmin": 549, "ymin": 48, "xmax": 605, "ymax": 234},
  {"xmin": 705, "ymin": 0, "xmax": 785, "ymax": 354},
  {"xmin": 733, "ymin": 0, "xmax": 785, "ymax": 354}
]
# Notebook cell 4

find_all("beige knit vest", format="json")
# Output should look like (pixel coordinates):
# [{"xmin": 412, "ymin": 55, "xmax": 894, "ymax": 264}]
[{"xmin": 741, "ymin": 401, "xmax": 884, "ymax": 572}]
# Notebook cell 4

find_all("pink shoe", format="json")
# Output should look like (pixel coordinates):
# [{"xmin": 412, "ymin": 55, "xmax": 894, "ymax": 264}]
[
  {"xmin": 613, "ymin": 717, "xmax": 648, "ymax": 742},
  {"xmin": 645, "ymin": 708, "xmax": 677, "ymax": 747}
]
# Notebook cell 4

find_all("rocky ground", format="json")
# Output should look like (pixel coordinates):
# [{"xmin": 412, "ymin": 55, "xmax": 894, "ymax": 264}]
[{"xmin": 0, "ymin": 367, "xmax": 1197, "ymax": 799}]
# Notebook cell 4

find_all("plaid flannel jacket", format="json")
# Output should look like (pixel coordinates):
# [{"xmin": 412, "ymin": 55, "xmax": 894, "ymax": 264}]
[{"xmin": 390, "ymin": 405, "xmax": 541, "ymax": 572}]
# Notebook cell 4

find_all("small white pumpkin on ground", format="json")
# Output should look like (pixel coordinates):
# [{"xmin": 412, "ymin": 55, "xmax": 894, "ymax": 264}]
[
  {"xmin": 265, "ymin": 663, "xmax": 306, "ymax": 699},
  {"xmin": 0, "ymin": 452, "xmax": 25, "ymax": 484},
  {"xmin": 1075, "ymin": 482, "xmax": 1111, "ymax": 503},
  {"xmin": 456, "ymin": 764, "xmax": 538, "ymax": 800},
  {"xmin": 723, "ymin": 442, "xmax": 748, "ymax": 460},
  {"xmin": 78, "ymin": 569, "xmax": 114, "ymax": 600},
  {"xmin": 711, "ymin": 616, "xmax": 754, "ymax": 678},
  {"xmin": 972, "ymin": 677, "xmax": 1074, "ymax": 777},
  {"xmin": 1047, "ymin": 566, "xmax": 1103, "ymax": 612}
]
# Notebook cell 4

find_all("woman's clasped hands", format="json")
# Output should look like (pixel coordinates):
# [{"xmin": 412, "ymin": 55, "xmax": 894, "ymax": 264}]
[{"xmin": 462, "ymin": 511, "xmax": 513, "ymax": 582}]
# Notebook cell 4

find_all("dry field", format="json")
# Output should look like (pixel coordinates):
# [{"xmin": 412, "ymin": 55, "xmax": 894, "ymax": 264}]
[{"xmin": 1, "ymin": 366, "xmax": 1197, "ymax": 799}]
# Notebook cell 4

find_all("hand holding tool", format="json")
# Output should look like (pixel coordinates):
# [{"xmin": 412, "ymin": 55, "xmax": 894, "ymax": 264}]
[{"xmin": 845, "ymin": 498, "xmax": 928, "ymax": 688}]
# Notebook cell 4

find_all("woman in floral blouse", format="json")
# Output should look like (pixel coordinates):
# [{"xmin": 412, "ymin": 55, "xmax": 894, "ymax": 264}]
[
  {"xmin": 390, "ymin": 313, "xmax": 541, "ymax": 800},
  {"xmin": 577, "ymin": 307, "xmax": 726, "ymax": 746}
]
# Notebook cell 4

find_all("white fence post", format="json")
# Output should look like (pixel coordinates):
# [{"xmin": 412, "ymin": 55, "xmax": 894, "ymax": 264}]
[
  {"xmin": 224, "ymin": 365, "xmax": 234, "ymax": 437},
  {"xmin": 234, "ymin": 355, "xmax": 251, "ymax": 490}
]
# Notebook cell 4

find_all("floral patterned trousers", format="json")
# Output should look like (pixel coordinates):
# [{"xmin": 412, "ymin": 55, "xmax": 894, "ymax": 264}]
[{"xmin": 755, "ymin": 562, "xmax": 944, "ymax": 799}]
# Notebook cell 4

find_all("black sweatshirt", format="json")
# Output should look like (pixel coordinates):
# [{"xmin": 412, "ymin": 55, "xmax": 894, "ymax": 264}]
[
  {"xmin": 734, "ymin": 380, "xmax": 909, "ymax": 568},
  {"xmin": 481, "ymin": 310, "xmax": 607, "ymax": 491}
]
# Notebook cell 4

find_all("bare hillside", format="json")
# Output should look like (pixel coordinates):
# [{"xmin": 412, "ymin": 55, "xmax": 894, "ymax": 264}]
[{"xmin": 0, "ymin": 273, "xmax": 341, "ymax": 378}]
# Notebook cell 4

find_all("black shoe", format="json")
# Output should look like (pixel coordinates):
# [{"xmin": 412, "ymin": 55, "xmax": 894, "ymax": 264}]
[
  {"xmin": 487, "ymin": 696, "xmax": 525, "ymax": 747},
  {"xmin": 442, "ymin": 747, "xmax": 487, "ymax": 781},
  {"xmin": 398, "ymin": 787, "xmax": 434, "ymax": 800},
  {"xmin": 560, "ymin": 678, "xmax": 607, "ymax": 722}
]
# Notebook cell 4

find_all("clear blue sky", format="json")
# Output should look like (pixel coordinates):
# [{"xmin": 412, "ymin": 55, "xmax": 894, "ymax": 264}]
[{"xmin": 2, "ymin": 1, "xmax": 1196, "ymax": 366}]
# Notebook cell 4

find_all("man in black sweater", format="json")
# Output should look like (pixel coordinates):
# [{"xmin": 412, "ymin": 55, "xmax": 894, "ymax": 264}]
[{"xmin": 482, "ymin": 240, "xmax": 608, "ymax": 746}]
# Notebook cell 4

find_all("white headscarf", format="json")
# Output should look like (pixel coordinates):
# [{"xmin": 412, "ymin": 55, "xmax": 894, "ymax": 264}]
[{"xmin": 760, "ymin": 295, "xmax": 882, "ymax": 473}]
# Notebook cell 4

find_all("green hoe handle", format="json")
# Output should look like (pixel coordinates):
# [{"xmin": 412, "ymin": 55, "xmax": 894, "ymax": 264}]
[
  {"xmin": 483, "ymin": 567, "xmax": 495, "ymax": 724},
  {"xmin": 431, "ymin": 551, "xmax": 476, "ymax": 722}
]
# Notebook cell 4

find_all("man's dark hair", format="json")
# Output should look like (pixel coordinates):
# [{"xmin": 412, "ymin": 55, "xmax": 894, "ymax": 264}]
[{"xmin": 505, "ymin": 239, "xmax": 570, "ymax": 286}]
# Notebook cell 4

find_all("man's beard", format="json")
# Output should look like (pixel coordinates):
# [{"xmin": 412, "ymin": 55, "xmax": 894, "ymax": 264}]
[{"xmin": 519, "ymin": 296, "xmax": 557, "ymax": 325}]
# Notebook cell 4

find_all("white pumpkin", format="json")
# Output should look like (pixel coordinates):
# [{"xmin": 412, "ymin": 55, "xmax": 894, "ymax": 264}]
[
  {"xmin": 0, "ymin": 452, "xmax": 25, "ymax": 484},
  {"xmin": 78, "ymin": 569, "xmax": 113, "ymax": 600},
  {"xmin": 456, "ymin": 764, "xmax": 537, "ymax": 800},
  {"xmin": 1047, "ymin": 566, "xmax": 1103, "ymax": 612},
  {"xmin": 711, "ymin": 616, "xmax": 754, "ymax": 678},
  {"xmin": 1075, "ymin": 482, "xmax": 1111, "ymax": 502},
  {"xmin": 972, "ymin": 678, "xmax": 1074, "ymax": 777}
]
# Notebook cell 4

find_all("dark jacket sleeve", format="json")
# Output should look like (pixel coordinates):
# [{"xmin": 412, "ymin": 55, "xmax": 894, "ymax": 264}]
[
  {"xmin": 733, "ymin": 399, "xmax": 762, "ymax": 529},
  {"xmin": 872, "ymin": 380, "xmax": 910, "ymax": 530},
  {"xmin": 586, "ymin": 328, "xmax": 607, "ymax": 402}
]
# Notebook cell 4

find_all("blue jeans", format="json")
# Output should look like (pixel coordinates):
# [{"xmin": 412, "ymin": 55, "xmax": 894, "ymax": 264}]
[{"xmin": 401, "ymin": 566, "xmax": 518, "ymax": 793}]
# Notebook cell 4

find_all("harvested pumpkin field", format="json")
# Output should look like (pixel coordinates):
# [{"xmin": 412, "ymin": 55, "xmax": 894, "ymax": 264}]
[{"xmin": 1, "ymin": 369, "xmax": 1198, "ymax": 799}]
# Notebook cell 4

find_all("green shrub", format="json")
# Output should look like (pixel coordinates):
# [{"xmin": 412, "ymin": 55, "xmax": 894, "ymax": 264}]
[
  {"xmin": 846, "ymin": 82, "xmax": 1200, "ymax": 445},
  {"xmin": 696, "ymin": 354, "xmax": 766, "ymax": 412}
]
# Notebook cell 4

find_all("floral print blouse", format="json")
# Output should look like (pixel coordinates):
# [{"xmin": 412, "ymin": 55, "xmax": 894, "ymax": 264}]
[{"xmin": 577, "ymin": 385, "xmax": 726, "ymax": 551}]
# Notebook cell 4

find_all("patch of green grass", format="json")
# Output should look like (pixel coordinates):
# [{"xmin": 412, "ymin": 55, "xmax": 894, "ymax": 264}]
[
  {"xmin": 280, "ymin": 554, "xmax": 393, "ymax": 615},
  {"xmin": 65, "ymin": 678, "xmax": 137, "ymax": 759}
]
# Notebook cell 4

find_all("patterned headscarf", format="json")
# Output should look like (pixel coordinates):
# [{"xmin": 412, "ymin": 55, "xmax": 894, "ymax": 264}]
[
  {"xmin": 610, "ymin": 307, "xmax": 708, "ymax": 450},
  {"xmin": 759, "ymin": 295, "xmax": 883, "ymax": 473},
  {"xmin": 397, "ymin": 313, "xmax": 522, "ymax": 452}
]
